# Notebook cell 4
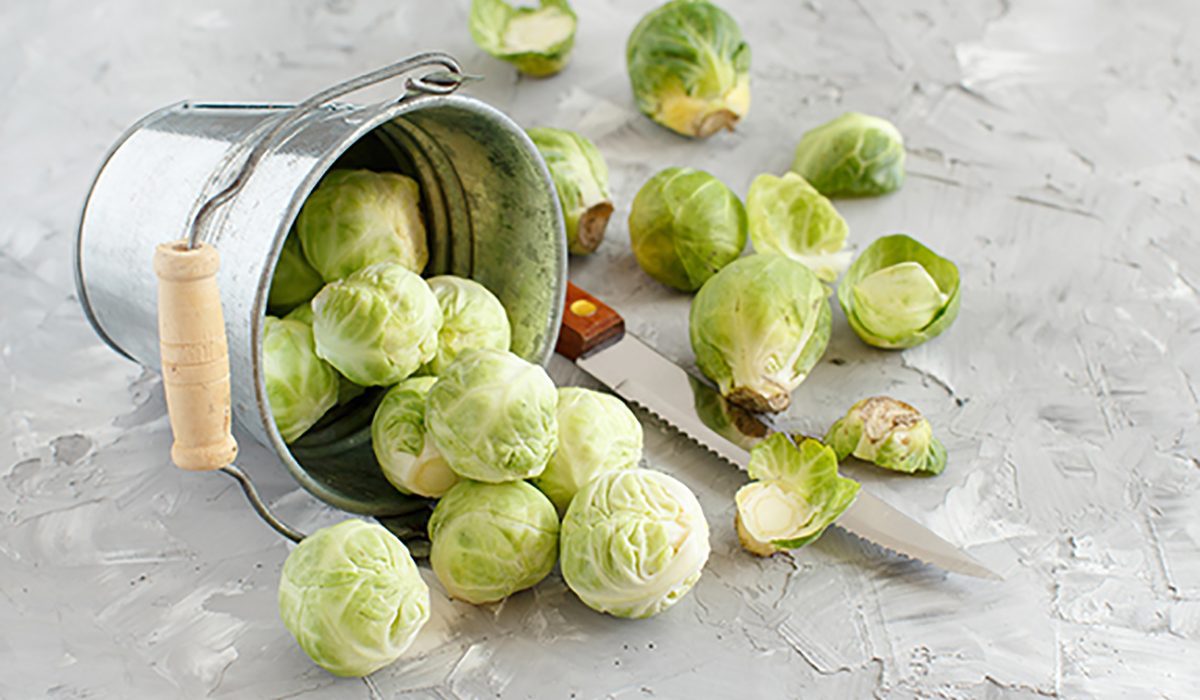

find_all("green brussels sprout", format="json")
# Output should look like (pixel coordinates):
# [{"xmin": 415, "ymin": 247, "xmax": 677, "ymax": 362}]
[
  {"xmin": 746, "ymin": 173, "xmax": 851, "ymax": 283},
  {"xmin": 825, "ymin": 396, "xmax": 946, "ymax": 475},
  {"xmin": 469, "ymin": 0, "xmax": 577, "ymax": 77},
  {"xmin": 689, "ymin": 254, "xmax": 831, "ymax": 413},
  {"xmin": 735, "ymin": 434, "xmax": 860, "ymax": 557},
  {"xmin": 838, "ymin": 234, "xmax": 960, "ymax": 349},
  {"xmin": 526, "ymin": 127, "xmax": 613, "ymax": 255},
  {"xmin": 428, "ymin": 480, "xmax": 559, "ymax": 604},
  {"xmin": 312, "ymin": 262, "xmax": 442, "ymax": 386},
  {"xmin": 629, "ymin": 167, "xmax": 747, "ymax": 292},
  {"xmin": 283, "ymin": 300, "xmax": 314, "ymax": 324},
  {"xmin": 560, "ymin": 469, "xmax": 710, "ymax": 619},
  {"xmin": 268, "ymin": 233, "xmax": 324, "ymax": 314},
  {"xmin": 278, "ymin": 519, "xmax": 430, "ymax": 677},
  {"xmin": 791, "ymin": 112, "xmax": 906, "ymax": 197},
  {"xmin": 425, "ymin": 349, "xmax": 558, "ymax": 482},
  {"xmin": 626, "ymin": 0, "xmax": 751, "ymax": 138},
  {"xmin": 263, "ymin": 316, "xmax": 339, "ymax": 443},
  {"xmin": 297, "ymin": 169, "xmax": 428, "ymax": 282},
  {"xmin": 372, "ymin": 377, "xmax": 460, "ymax": 497},
  {"xmin": 282, "ymin": 303, "xmax": 365, "ymax": 405},
  {"xmin": 532, "ymin": 387, "xmax": 643, "ymax": 514},
  {"xmin": 423, "ymin": 276, "xmax": 512, "ymax": 376}
]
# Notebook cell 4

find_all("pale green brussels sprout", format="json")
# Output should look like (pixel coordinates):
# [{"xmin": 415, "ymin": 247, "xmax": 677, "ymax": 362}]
[
  {"xmin": 627, "ymin": 0, "xmax": 751, "ymax": 138},
  {"xmin": 312, "ymin": 262, "xmax": 442, "ymax": 386},
  {"xmin": 825, "ymin": 397, "xmax": 946, "ymax": 475},
  {"xmin": 791, "ymin": 112, "xmax": 905, "ymax": 197},
  {"xmin": 838, "ymin": 234, "xmax": 960, "ymax": 349},
  {"xmin": 268, "ymin": 233, "xmax": 324, "ymax": 314},
  {"xmin": 428, "ymin": 480, "xmax": 559, "ymax": 604},
  {"xmin": 560, "ymin": 469, "xmax": 710, "ymax": 619},
  {"xmin": 469, "ymin": 0, "xmax": 577, "ymax": 77},
  {"xmin": 425, "ymin": 349, "xmax": 558, "ymax": 482},
  {"xmin": 372, "ymin": 377, "xmax": 460, "ymax": 498},
  {"xmin": 282, "ymin": 303, "xmax": 365, "ymax": 406},
  {"xmin": 263, "ymin": 317, "xmax": 339, "ymax": 443},
  {"xmin": 690, "ymin": 254, "xmax": 831, "ymax": 413},
  {"xmin": 526, "ymin": 127, "xmax": 613, "ymax": 255},
  {"xmin": 283, "ymin": 300, "xmax": 314, "ymax": 324},
  {"xmin": 735, "ymin": 434, "xmax": 860, "ymax": 557},
  {"xmin": 297, "ymin": 169, "xmax": 428, "ymax": 282},
  {"xmin": 747, "ymin": 173, "xmax": 851, "ymax": 283},
  {"xmin": 532, "ymin": 387, "xmax": 643, "ymax": 514},
  {"xmin": 629, "ymin": 167, "xmax": 747, "ymax": 292},
  {"xmin": 423, "ymin": 276, "xmax": 512, "ymax": 376},
  {"xmin": 278, "ymin": 519, "xmax": 430, "ymax": 677}
]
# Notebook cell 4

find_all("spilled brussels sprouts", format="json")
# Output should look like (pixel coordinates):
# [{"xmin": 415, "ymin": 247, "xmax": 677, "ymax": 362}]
[
  {"xmin": 627, "ymin": 0, "xmax": 750, "ymax": 138},
  {"xmin": 372, "ymin": 377, "xmax": 460, "ymax": 498},
  {"xmin": 278, "ymin": 520, "xmax": 430, "ymax": 677},
  {"xmin": 560, "ymin": 470, "xmax": 710, "ymax": 618},
  {"xmin": 423, "ymin": 276, "xmax": 512, "ymax": 376},
  {"xmin": 428, "ymin": 480, "xmax": 560, "ymax": 604},
  {"xmin": 526, "ymin": 127, "xmax": 613, "ymax": 255},
  {"xmin": 735, "ymin": 435, "xmax": 860, "ymax": 557},
  {"xmin": 268, "ymin": 233, "xmax": 324, "ymax": 315},
  {"xmin": 263, "ymin": 316, "xmax": 339, "ymax": 444},
  {"xmin": 747, "ymin": 173, "xmax": 851, "ymax": 283},
  {"xmin": 791, "ymin": 112, "xmax": 906, "ymax": 197},
  {"xmin": 629, "ymin": 167, "xmax": 747, "ymax": 292},
  {"xmin": 690, "ymin": 254, "xmax": 831, "ymax": 413},
  {"xmin": 826, "ymin": 397, "xmax": 946, "ymax": 475},
  {"xmin": 839, "ymin": 234, "xmax": 960, "ymax": 349},
  {"xmin": 469, "ymin": 0, "xmax": 577, "ymax": 77}
]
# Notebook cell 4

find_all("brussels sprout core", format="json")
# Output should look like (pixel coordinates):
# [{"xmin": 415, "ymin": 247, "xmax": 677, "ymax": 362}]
[{"xmin": 825, "ymin": 396, "xmax": 947, "ymax": 475}]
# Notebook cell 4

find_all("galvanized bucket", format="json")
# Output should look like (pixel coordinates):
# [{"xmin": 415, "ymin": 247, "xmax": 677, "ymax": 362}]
[{"xmin": 75, "ymin": 54, "xmax": 567, "ymax": 517}]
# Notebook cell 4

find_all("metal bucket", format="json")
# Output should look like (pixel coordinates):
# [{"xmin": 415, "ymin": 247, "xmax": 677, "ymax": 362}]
[{"xmin": 75, "ymin": 55, "xmax": 567, "ymax": 516}]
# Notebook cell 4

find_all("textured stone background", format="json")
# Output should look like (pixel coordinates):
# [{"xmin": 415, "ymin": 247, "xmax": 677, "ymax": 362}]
[{"xmin": 2, "ymin": 0, "xmax": 1199, "ymax": 697}]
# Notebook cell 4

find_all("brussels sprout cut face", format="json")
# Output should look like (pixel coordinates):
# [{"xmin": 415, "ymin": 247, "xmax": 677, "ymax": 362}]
[
  {"xmin": 470, "ymin": 0, "xmax": 577, "ymax": 77},
  {"xmin": 263, "ymin": 317, "xmax": 339, "ymax": 444},
  {"xmin": 372, "ymin": 376, "xmax": 460, "ymax": 498},
  {"xmin": 791, "ymin": 112, "xmax": 906, "ymax": 197},
  {"xmin": 526, "ymin": 127, "xmax": 613, "ymax": 255},
  {"xmin": 268, "ymin": 232, "xmax": 324, "ymax": 315},
  {"xmin": 423, "ymin": 276, "xmax": 512, "ymax": 376},
  {"xmin": 825, "ymin": 396, "xmax": 947, "ymax": 475},
  {"xmin": 747, "ymin": 173, "xmax": 851, "ymax": 283}
]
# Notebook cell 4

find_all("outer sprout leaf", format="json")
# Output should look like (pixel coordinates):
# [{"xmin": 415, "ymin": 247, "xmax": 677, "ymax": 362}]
[{"xmin": 746, "ymin": 173, "xmax": 851, "ymax": 283}]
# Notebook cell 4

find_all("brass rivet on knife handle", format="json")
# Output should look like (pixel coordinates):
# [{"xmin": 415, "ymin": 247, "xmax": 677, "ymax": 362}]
[
  {"xmin": 153, "ymin": 241, "xmax": 238, "ymax": 471},
  {"xmin": 556, "ymin": 282, "xmax": 625, "ymax": 360}
]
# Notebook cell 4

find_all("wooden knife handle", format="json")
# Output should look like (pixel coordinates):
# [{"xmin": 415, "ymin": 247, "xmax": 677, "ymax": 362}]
[{"xmin": 556, "ymin": 282, "xmax": 625, "ymax": 360}]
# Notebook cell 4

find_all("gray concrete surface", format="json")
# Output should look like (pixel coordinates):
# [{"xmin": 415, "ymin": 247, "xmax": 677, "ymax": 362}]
[{"xmin": 2, "ymin": 0, "xmax": 1199, "ymax": 697}]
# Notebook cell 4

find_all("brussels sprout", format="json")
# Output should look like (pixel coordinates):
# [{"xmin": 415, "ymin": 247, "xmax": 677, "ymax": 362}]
[
  {"xmin": 629, "ymin": 167, "xmax": 747, "ymax": 292},
  {"xmin": 560, "ymin": 469, "xmax": 710, "ymax": 619},
  {"xmin": 532, "ymin": 387, "xmax": 643, "ymax": 514},
  {"xmin": 746, "ymin": 173, "xmax": 851, "ymax": 283},
  {"xmin": 423, "ymin": 276, "xmax": 512, "ymax": 376},
  {"xmin": 825, "ymin": 397, "xmax": 946, "ymax": 475},
  {"xmin": 526, "ymin": 127, "xmax": 613, "ymax": 255},
  {"xmin": 263, "ymin": 317, "xmax": 339, "ymax": 443},
  {"xmin": 791, "ymin": 112, "xmax": 905, "ymax": 197},
  {"xmin": 268, "ymin": 233, "xmax": 324, "ymax": 314},
  {"xmin": 312, "ymin": 262, "xmax": 442, "ymax": 386},
  {"xmin": 734, "ymin": 434, "xmax": 860, "ymax": 557},
  {"xmin": 278, "ymin": 519, "xmax": 430, "ymax": 677},
  {"xmin": 469, "ymin": 0, "xmax": 577, "ymax": 77},
  {"xmin": 689, "ymin": 254, "xmax": 831, "ymax": 413},
  {"xmin": 428, "ymin": 480, "xmax": 559, "ymax": 604},
  {"xmin": 283, "ymin": 300, "xmax": 314, "ymax": 324},
  {"xmin": 282, "ymin": 303, "xmax": 366, "ymax": 405},
  {"xmin": 297, "ymin": 169, "xmax": 428, "ymax": 282},
  {"xmin": 626, "ymin": 0, "xmax": 751, "ymax": 138},
  {"xmin": 372, "ymin": 377, "xmax": 460, "ymax": 497},
  {"xmin": 838, "ymin": 234, "xmax": 960, "ymax": 349},
  {"xmin": 425, "ymin": 349, "xmax": 558, "ymax": 482}
]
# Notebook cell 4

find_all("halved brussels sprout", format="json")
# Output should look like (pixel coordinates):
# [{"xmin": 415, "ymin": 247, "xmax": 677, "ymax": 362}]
[
  {"xmin": 735, "ymin": 435, "xmax": 860, "ymax": 557},
  {"xmin": 629, "ymin": 167, "xmax": 747, "ymax": 292},
  {"xmin": 428, "ymin": 480, "xmax": 559, "ymax": 604},
  {"xmin": 532, "ymin": 387, "xmax": 643, "ymax": 515},
  {"xmin": 297, "ymin": 169, "xmax": 428, "ymax": 282},
  {"xmin": 425, "ymin": 349, "xmax": 558, "ymax": 482},
  {"xmin": 423, "ymin": 276, "xmax": 511, "ymax": 376},
  {"xmin": 278, "ymin": 519, "xmax": 430, "ymax": 677},
  {"xmin": 311, "ymin": 262, "xmax": 442, "ymax": 386},
  {"xmin": 825, "ymin": 397, "xmax": 946, "ymax": 475},
  {"xmin": 268, "ymin": 232, "xmax": 324, "ymax": 314},
  {"xmin": 560, "ymin": 469, "xmax": 710, "ymax": 618},
  {"xmin": 627, "ymin": 0, "xmax": 751, "ymax": 138},
  {"xmin": 690, "ymin": 254, "xmax": 831, "ymax": 413},
  {"xmin": 746, "ymin": 173, "xmax": 851, "ymax": 283},
  {"xmin": 526, "ymin": 127, "xmax": 613, "ymax": 255},
  {"xmin": 263, "ymin": 316, "xmax": 339, "ymax": 443},
  {"xmin": 372, "ymin": 377, "xmax": 460, "ymax": 498},
  {"xmin": 469, "ymin": 0, "xmax": 577, "ymax": 77},
  {"xmin": 791, "ymin": 112, "xmax": 905, "ymax": 197},
  {"xmin": 838, "ymin": 234, "xmax": 960, "ymax": 349}
]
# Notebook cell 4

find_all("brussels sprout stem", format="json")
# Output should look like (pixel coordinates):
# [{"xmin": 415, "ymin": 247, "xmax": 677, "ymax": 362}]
[
  {"xmin": 734, "ymin": 511, "xmax": 777, "ymax": 558},
  {"xmin": 575, "ymin": 200, "xmax": 614, "ymax": 253},
  {"xmin": 695, "ymin": 108, "xmax": 739, "ymax": 138}
]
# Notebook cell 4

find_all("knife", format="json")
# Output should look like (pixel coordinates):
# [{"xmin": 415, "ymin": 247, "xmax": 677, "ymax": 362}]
[{"xmin": 556, "ymin": 283, "xmax": 1001, "ymax": 580}]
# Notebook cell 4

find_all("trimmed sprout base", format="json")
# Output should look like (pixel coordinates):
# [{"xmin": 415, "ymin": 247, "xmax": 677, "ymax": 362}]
[{"xmin": 825, "ymin": 396, "xmax": 947, "ymax": 475}]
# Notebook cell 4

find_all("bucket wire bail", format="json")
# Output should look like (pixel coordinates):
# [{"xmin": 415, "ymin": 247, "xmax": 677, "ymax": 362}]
[{"xmin": 153, "ymin": 53, "xmax": 471, "ymax": 544}]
